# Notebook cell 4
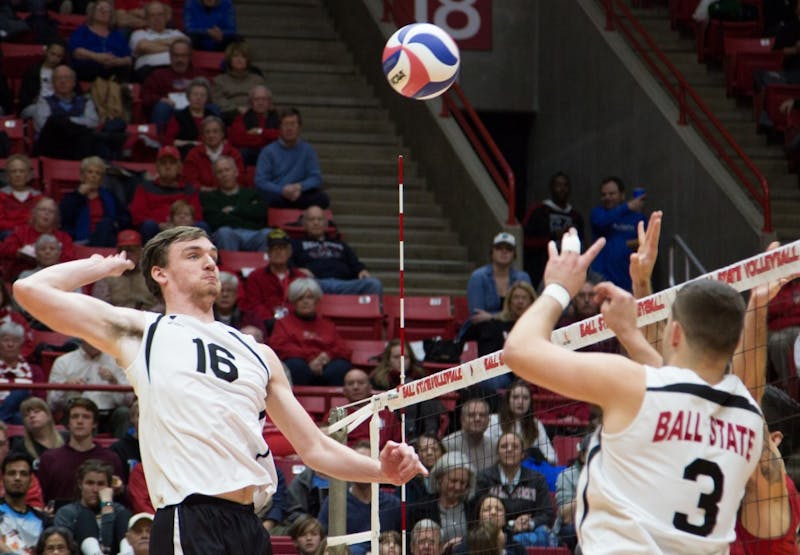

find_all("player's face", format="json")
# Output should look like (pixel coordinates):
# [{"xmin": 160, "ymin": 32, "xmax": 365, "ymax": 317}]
[
  {"xmin": 6, "ymin": 159, "xmax": 30, "ymax": 190},
  {"xmin": 508, "ymin": 385, "xmax": 531, "ymax": 417},
  {"xmin": 126, "ymin": 519, "xmax": 152, "ymax": 553},
  {"xmin": 462, "ymin": 401, "xmax": 489, "ymax": 434},
  {"xmin": 411, "ymin": 529, "xmax": 440, "ymax": 555},
  {"xmin": 295, "ymin": 528, "xmax": 321, "ymax": 555},
  {"xmin": 68, "ymin": 406, "xmax": 96, "ymax": 439},
  {"xmin": 163, "ymin": 238, "xmax": 220, "ymax": 303},
  {"xmin": 416, "ymin": 436, "xmax": 443, "ymax": 469},
  {"xmin": 79, "ymin": 471, "xmax": 108, "ymax": 508},
  {"xmin": 3, "ymin": 460, "xmax": 31, "ymax": 497},
  {"xmin": 343, "ymin": 370, "xmax": 371, "ymax": 402},
  {"xmin": 439, "ymin": 468, "xmax": 470, "ymax": 503},
  {"xmin": 479, "ymin": 496, "xmax": 506, "ymax": 528},
  {"xmin": 497, "ymin": 433, "xmax": 524, "ymax": 467}
]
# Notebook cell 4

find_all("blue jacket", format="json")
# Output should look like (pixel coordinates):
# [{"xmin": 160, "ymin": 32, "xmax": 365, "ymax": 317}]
[
  {"xmin": 255, "ymin": 138, "xmax": 322, "ymax": 199},
  {"xmin": 589, "ymin": 204, "xmax": 645, "ymax": 291},
  {"xmin": 59, "ymin": 188, "xmax": 130, "ymax": 243},
  {"xmin": 183, "ymin": 0, "xmax": 237, "ymax": 50},
  {"xmin": 467, "ymin": 264, "xmax": 531, "ymax": 315}
]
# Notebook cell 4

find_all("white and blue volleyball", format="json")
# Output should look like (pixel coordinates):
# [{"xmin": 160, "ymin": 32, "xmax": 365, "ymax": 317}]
[{"xmin": 382, "ymin": 23, "xmax": 460, "ymax": 100}]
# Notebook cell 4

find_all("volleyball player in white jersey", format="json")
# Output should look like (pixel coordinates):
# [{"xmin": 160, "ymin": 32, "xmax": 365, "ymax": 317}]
[
  {"xmin": 504, "ymin": 227, "xmax": 763, "ymax": 555},
  {"xmin": 13, "ymin": 227, "xmax": 426, "ymax": 554}
]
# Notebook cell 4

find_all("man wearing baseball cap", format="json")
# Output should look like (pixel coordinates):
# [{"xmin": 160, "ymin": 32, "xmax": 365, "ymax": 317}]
[
  {"xmin": 128, "ymin": 146, "xmax": 208, "ymax": 242},
  {"xmin": 123, "ymin": 512, "xmax": 153, "ymax": 555}
]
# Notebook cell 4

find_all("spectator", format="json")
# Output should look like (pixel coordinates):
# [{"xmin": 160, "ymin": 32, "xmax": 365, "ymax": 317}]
[
  {"xmin": 183, "ymin": 0, "xmax": 238, "ymax": 52},
  {"xmin": 11, "ymin": 397, "xmax": 65, "ymax": 470},
  {"xmin": 240, "ymin": 228, "xmax": 304, "ymax": 330},
  {"xmin": 589, "ymin": 176, "xmax": 646, "ymax": 291},
  {"xmin": 463, "ymin": 232, "xmax": 531, "ymax": 351},
  {"xmin": 19, "ymin": 39, "xmax": 68, "ymax": 120},
  {"xmin": 474, "ymin": 281, "xmax": 536, "ymax": 358},
  {"xmin": 54, "ymin": 459, "xmax": 131, "ymax": 554},
  {"xmin": 554, "ymin": 435, "xmax": 589, "ymax": 552},
  {"xmin": 0, "ymin": 197, "xmax": 76, "ymax": 282},
  {"xmin": 339, "ymin": 368, "xmax": 401, "ymax": 449},
  {"xmin": 408, "ymin": 451, "xmax": 475, "ymax": 545},
  {"xmin": 68, "ymin": 0, "xmax": 132, "ymax": 82},
  {"xmin": 0, "ymin": 422, "xmax": 46, "ymax": 509},
  {"xmin": 379, "ymin": 531, "xmax": 401, "ymax": 555},
  {"xmin": 212, "ymin": 271, "xmax": 245, "ymax": 329},
  {"xmin": 490, "ymin": 379, "xmax": 556, "ymax": 465},
  {"xmin": 0, "ymin": 307, "xmax": 50, "ymax": 419},
  {"xmin": 255, "ymin": 108, "xmax": 329, "ymax": 209},
  {"xmin": 0, "ymin": 154, "xmax": 41, "ymax": 239},
  {"xmin": 285, "ymin": 467, "xmax": 329, "ymax": 525},
  {"xmin": 442, "ymin": 398, "xmax": 496, "ymax": 473},
  {"xmin": 16, "ymin": 234, "xmax": 64, "ymax": 283},
  {"xmin": 462, "ymin": 495, "xmax": 525, "ymax": 555},
  {"xmin": 129, "ymin": 1, "xmax": 187, "ymax": 81},
  {"xmin": 184, "ymin": 117, "xmax": 246, "ymax": 191},
  {"xmin": 211, "ymin": 41, "xmax": 266, "ymax": 121},
  {"xmin": 522, "ymin": 171, "xmax": 585, "ymax": 288},
  {"xmin": 92, "ymin": 230, "xmax": 160, "ymax": 311},
  {"xmin": 409, "ymin": 519, "xmax": 441, "ymax": 555},
  {"xmin": 37, "ymin": 398, "xmax": 124, "ymax": 507},
  {"xmin": 48, "ymin": 340, "xmax": 133, "ymax": 438},
  {"xmin": 163, "ymin": 78, "xmax": 217, "ymax": 158},
  {"xmin": 33, "ymin": 65, "xmax": 100, "ymax": 160},
  {"xmin": 59, "ymin": 156, "xmax": 130, "ymax": 247},
  {"xmin": 289, "ymin": 516, "xmax": 325, "ymax": 555},
  {"xmin": 406, "ymin": 433, "xmax": 445, "ymax": 504},
  {"xmin": 166, "ymin": 199, "xmax": 197, "ymax": 228},
  {"xmin": 34, "ymin": 526, "xmax": 80, "ymax": 555},
  {"xmin": 229, "ymin": 84, "xmax": 280, "ymax": 165},
  {"xmin": 128, "ymin": 146, "xmax": 206, "ymax": 243},
  {"xmin": 455, "ymin": 521, "xmax": 508, "ymax": 555},
  {"xmin": 318, "ymin": 442, "xmax": 402, "ymax": 555},
  {"xmin": 269, "ymin": 278, "xmax": 352, "ymax": 386},
  {"xmin": 0, "ymin": 452, "xmax": 51, "ymax": 552},
  {"xmin": 558, "ymin": 278, "xmax": 620, "ymax": 354},
  {"xmin": 474, "ymin": 432, "xmax": 554, "ymax": 540},
  {"xmin": 0, "ymin": 280, "xmax": 35, "ymax": 360},
  {"xmin": 110, "ymin": 399, "xmax": 139, "ymax": 482},
  {"xmin": 261, "ymin": 467, "xmax": 288, "ymax": 534},
  {"xmin": 291, "ymin": 205, "xmax": 382, "ymax": 295},
  {"xmin": 119, "ymin": 512, "xmax": 152, "ymax": 555},
  {"xmin": 142, "ymin": 38, "xmax": 210, "ymax": 129}
]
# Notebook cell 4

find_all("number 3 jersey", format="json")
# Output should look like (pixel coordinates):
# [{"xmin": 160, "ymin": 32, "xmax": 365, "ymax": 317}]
[
  {"xmin": 126, "ymin": 312, "xmax": 277, "ymax": 510},
  {"xmin": 576, "ymin": 365, "xmax": 763, "ymax": 554}
]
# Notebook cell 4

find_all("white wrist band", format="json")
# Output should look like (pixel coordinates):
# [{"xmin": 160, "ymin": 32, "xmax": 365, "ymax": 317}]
[{"xmin": 542, "ymin": 283, "xmax": 571, "ymax": 310}]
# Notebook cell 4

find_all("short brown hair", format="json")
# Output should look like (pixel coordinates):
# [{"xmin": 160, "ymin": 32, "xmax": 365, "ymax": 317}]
[
  {"xmin": 68, "ymin": 397, "xmax": 99, "ymax": 423},
  {"xmin": 140, "ymin": 226, "xmax": 209, "ymax": 298},
  {"xmin": 671, "ymin": 280, "xmax": 745, "ymax": 358},
  {"xmin": 76, "ymin": 459, "xmax": 113, "ymax": 487}
]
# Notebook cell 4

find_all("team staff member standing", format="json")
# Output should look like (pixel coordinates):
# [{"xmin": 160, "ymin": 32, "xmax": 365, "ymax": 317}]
[
  {"xmin": 504, "ymin": 227, "xmax": 764, "ymax": 554},
  {"xmin": 12, "ymin": 226, "xmax": 425, "ymax": 554}
]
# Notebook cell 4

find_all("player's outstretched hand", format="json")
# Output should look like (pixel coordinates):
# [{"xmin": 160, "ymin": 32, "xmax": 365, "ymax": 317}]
[
  {"xmin": 379, "ymin": 441, "xmax": 428, "ymax": 486},
  {"xmin": 595, "ymin": 281, "xmax": 638, "ymax": 338},
  {"xmin": 629, "ymin": 211, "xmax": 662, "ymax": 295},
  {"xmin": 91, "ymin": 251, "xmax": 135, "ymax": 278},
  {"xmin": 542, "ymin": 228, "xmax": 605, "ymax": 297},
  {"xmin": 751, "ymin": 241, "xmax": 800, "ymax": 306}
]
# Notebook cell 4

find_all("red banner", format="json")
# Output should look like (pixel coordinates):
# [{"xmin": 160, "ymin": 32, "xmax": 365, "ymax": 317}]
[{"xmin": 395, "ymin": 0, "xmax": 493, "ymax": 51}]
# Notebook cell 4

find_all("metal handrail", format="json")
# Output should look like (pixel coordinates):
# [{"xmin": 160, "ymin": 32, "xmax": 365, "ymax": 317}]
[
  {"xmin": 381, "ymin": 0, "xmax": 517, "ymax": 225},
  {"xmin": 668, "ymin": 234, "xmax": 707, "ymax": 286},
  {"xmin": 602, "ymin": 0, "xmax": 772, "ymax": 233}
]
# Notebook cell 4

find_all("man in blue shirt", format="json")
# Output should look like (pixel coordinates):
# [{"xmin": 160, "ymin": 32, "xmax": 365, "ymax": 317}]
[
  {"xmin": 589, "ymin": 177, "xmax": 646, "ymax": 291},
  {"xmin": 255, "ymin": 108, "xmax": 330, "ymax": 209},
  {"xmin": 0, "ymin": 453, "xmax": 50, "ymax": 553}
]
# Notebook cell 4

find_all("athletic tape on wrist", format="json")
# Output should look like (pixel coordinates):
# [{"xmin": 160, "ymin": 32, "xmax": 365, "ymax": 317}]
[{"xmin": 542, "ymin": 283, "xmax": 571, "ymax": 310}]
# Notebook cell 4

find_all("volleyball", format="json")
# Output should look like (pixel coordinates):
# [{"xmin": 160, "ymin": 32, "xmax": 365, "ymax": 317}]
[{"xmin": 382, "ymin": 23, "xmax": 460, "ymax": 100}]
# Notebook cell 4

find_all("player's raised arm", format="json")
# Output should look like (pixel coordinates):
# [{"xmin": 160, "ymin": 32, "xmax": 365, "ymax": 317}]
[
  {"xmin": 504, "ymin": 229, "xmax": 647, "ymax": 430},
  {"xmin": 12, "ymin": 254, "xmax": 146, "ymax": 364},
  {"xmin": 263, "ymin": 346, "xmax": 425, "ymax": 485}
]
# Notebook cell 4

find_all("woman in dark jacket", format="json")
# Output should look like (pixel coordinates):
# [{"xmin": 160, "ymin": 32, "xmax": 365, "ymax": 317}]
[{"xmin": 59, "ymin": 156, "xmax": 129, "ymax": 246}]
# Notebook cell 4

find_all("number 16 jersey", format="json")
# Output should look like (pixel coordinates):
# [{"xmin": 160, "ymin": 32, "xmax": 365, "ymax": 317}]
[{"xmin": 576, "ymin": 365, "xmax": 763, "ymax": 554}]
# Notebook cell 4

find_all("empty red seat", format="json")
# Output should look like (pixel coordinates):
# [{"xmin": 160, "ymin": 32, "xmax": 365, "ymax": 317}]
[
  {"xmin": 697, "ymin": 19, "xmax": 760, "ymax": 64},
  {"xmin": 317, "ymin": 294, "xmax": 383, "ymax": 340},
  {"xmin": 273, "ymin": 456, "xmax": 306, "ymax": 486},
  {"xmin": 345, "ymin": 338, "xmax": 387, "ymax": 370},
  {"xmin": 0, "ymin": 118, "xmax": 31, "ymax": 155},
  {"xmin": 723, "ymin": 37, "xmax": 781, "ymax": 97},
  {"xmin": 192, "ymin": 51, "xmax": 225, "ymax": 74},
  {"xmin": 383, "ymin": 295, "xmax": 455, "ymax": 341},
  {"xmin": 669, "ymin": 0, "xmax": 700, "ymax": 30},
  {"xmin": 267, "ymin": 207, "xmax": 335, "ymax": 238},
  {"xmin": 760, "ymin": 83, "xmax": 800, "ymax": 132},
  {"xmin": 552, "ymin": 435, "xmax": 583, "ymax": 466},
  {"xmin": 217, "ymin": 249, "xmax": 268, "ymax": 279},
  {"xmin": 40, "ymin": 157, "xmax": 82, "ymax": 202},
  {"xmin": 0, "ymin": 43, "xmax": 44, "ymax": 81}
]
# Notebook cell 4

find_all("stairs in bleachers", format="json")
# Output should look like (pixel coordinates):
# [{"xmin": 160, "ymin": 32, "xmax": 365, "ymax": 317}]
[
  {"xmin": 235, "ymin": 0, "xmax": 475, "ymax": 296},
  {"xmin": 627, "ymin": 4, "xmax": 800, "ymax": 241}
]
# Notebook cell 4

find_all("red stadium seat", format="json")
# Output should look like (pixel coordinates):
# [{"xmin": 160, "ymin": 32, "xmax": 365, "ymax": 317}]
[
  {"xmin": 217, "ymin": 249, "xmax": 268, "ymax": 279},
  {"xmin": 723, "ymin": 37, "xmax": 781, "ymax": 98},
  {"xmin": 49, "ymin": 11, "xmax": 86, "ymax": 38},
  {"xmin": 552, "ymin": 435, "xmax": 582, "ymax": 466},
  {"xmin": 123, "ymin": 123, "xmax": 159, "ymax": 161},
  {"xmin": 759, "ymin": 83, "xmax": 800, "ymax": 133},
  {"xmin": 525, "ymin": 545, "xmax": 572, "ymax": 554},
  {"xmin": 668, "ymin": 0, "xmax": 699, "ymax": 30},
  {"xmin": 270, "ymin": 536, "xmax": 296, "ymax": 555},
  {"xmin": 383, "ymin": 295, "xmax": 456, "ymax": 341},
  {"xmin": 345, "ymin": 339, "xmax": 387, "ymax": 370},
  {"xmin": 5, "ymin": 424, "xmax": 25, "ymax": 438},
  {"xmin": 0, "ymin": 117, "xmax": 31, "ymax": 155},
  {"xmin": 696, "ymin": 19, "xmax": 760, "ymax": 64},
  {"xmin": 267, "ymin": 208, "xmax": 335, "ymax": 238},
  {"xmin": 192, "ymin": 51, "xmax": 225, "ymax": 74},
  {"xmin": 263, "ymin": 425, "xmax": 295, "ymax": 456},
  {"xmin": 40, "ymin": 157, "xmax": 82, "ymax": 202},
  {"xmin": 317, "ymin": 294, "xmax": 383, "ymax": 340},
  {"xmin": 74, "ymin": 245, "xmax": 117, "ymax": 259},
  {"xmin": 0, "ymin": 43, "xmax": 44, "ymax": 81},
  {"xmin": 273, "ymin": 456, "xmax": 306, "ymax": 486}
]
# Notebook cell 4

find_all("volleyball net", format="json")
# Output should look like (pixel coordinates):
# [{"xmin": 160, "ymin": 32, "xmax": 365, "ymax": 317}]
[{"xmin": 322, "ymin": 239, "xmax": 800, "ymax": 554}]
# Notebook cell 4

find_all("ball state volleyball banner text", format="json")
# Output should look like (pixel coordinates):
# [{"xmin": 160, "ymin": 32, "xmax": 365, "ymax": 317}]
[{"xmin": 394, "ymin": 0, "xmax": 493, "ymax": 50}]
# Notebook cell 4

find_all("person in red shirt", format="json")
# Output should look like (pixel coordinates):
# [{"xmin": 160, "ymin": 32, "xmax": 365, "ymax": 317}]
[
  {"xmin": 183, "ymin": 115, "xmax": 245, "ymax": 191},
  {"xmin": 128, "ymin": 146, "xmax": 208, "ymax": 242},
  {"xmin": 339, "ymin": 368, "xmax": 401, "ymax": 449},
  {"xmin": 269, "ymin": 277, "xmax": 351, "ymax": 386},
  {"xmin": 0, "ymin": 155, "xmax": 41, "ymax": 239},
  {"xmin": 0, "ymin": 197, "xmax": 76, "ymax": 282},
  {"xmin": 228, "ymin": 85, "xmax": 279, "ymax": 165},
  {"xmin": 240, "ymin": 228, "xmax": 305, "ymax": 331}
]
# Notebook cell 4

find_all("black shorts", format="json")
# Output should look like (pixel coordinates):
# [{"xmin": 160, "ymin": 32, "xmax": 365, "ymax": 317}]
[{"xmin": 150, "ymin": 494, "xmax": 272, "ymax": 555}]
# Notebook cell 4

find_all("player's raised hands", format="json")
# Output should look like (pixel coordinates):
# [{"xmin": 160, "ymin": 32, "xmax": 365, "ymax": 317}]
[
  {"xmin": 379, "ymin": 440, "xmax": 428, "ymax": 486},
  {"xmin": 91, "ymin": 251, "xmax": 135, "ymax": 278},
  {"xmin": 630, "ymin": 211, "xmax": 662, "ymax": 297},
  {"xmin": 542, "ymin": 228, "xmax": 605, "ymax": 298},
  {"xmin": 594, "ymin": 281, "xmax": 638, "ymax": 338}
]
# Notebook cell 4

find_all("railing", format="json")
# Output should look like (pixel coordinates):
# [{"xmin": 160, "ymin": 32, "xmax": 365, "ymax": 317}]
[
  {"xmin": 602, "ymin": 0, "xmax": 772, "ymax": 233},
  {"xmin": 668, "ymin": 234, "xmax": 707, "ymax": 286},
  {"xmin": 381, "ymin": 0, "xmax": 517, "ymax": 225}
]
